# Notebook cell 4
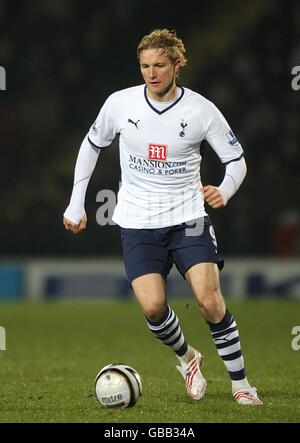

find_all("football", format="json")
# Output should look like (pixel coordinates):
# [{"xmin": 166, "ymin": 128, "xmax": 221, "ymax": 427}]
[{"xmin": 95, "ymin": 363, "xmax": 143, "ymax": 408}]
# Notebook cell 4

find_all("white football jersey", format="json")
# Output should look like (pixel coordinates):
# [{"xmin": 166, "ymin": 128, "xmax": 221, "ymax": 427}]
[{"xmin": 88, "ymin": 85, "xmax": 243, "ymax": 228}]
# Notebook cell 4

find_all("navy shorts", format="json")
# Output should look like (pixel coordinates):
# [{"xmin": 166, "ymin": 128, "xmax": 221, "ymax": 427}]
[{"xmin": 120, "ymin": 216, "xmax": 224, "ymax": 284}]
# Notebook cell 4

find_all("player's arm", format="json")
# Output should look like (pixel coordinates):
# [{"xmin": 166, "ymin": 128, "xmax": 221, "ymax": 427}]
[
  {"xmin": 203, "ymin": 100, "xmax": 247, "ymax": 209},
  {"xmin": 203, "ymin": 156, "xmax": 247, "ymax": 208},
  {"xmin": 63, "ymin": 135, "xmax": 100, "ymax": 234}
]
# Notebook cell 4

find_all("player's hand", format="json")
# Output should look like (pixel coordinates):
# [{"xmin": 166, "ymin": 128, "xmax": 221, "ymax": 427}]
[
  {"xmin": 202, "ymin": 185, "xmax": 224, "ymax": 209},
  {"xmin": 63, "ymin": 213, "xmax": 87, "ymax": 234}
]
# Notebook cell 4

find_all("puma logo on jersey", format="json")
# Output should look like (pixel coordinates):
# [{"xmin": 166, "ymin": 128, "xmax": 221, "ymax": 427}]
[
  {"xmin": 179, "ymin": 120, "xmax": 187, "ymax": 137},
  {"xmin": 148, "ymin": 143, "xmax": 167, "ymax": 160},
  {"xmin": 128, "ymin": 118, "xmax": 140, "ymax": 129}
]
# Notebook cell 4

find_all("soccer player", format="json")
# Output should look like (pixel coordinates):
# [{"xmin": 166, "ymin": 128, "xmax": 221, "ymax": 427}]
[{"xmin": 63, "ymin": 29, "xmax": 262, "ymax": 405}]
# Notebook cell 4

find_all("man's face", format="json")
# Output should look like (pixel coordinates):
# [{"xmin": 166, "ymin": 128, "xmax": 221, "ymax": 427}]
[{"xmin": 139, "ymin": 48, "xmax": 180, "ymax": 100}]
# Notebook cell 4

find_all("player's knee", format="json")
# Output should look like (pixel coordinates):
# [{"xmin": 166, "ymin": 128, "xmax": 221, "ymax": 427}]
[
  {"xmin": 198, "ymin": 294, "xmax": 216, "ymax": 312},
  {"xmin": 196, "ymin": 286, "xmax": 223, "ymax": 318},
  {"xmin": 144, "ymin": 303, "xmax": 167, "ymax": 322}
]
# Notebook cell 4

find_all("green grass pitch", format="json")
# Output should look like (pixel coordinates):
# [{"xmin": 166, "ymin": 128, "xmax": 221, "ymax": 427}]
[{"xmin": 0, "ymin": 298, "xmax": 299, "ymax": 423}]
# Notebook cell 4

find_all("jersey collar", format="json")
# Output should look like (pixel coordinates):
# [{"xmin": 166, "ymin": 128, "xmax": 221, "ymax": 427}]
[{"xmin": 144, "ymin": 85, "xmax": 185, "ymax": 115}]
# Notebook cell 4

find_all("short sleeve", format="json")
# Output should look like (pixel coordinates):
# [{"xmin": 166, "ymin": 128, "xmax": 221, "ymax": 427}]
[
  {"xmin": 88, "ymin": 95, "xmax": 117, "ymax": 149},
  {"xmin": 204, "ymin": 101, "xmax": 243, "ymax": 164}
]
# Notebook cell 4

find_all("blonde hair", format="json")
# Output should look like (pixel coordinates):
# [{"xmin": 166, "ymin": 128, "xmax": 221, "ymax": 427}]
[{"xmin": 137, "ymin": 29, "xmax": 187, "ymax": 69}]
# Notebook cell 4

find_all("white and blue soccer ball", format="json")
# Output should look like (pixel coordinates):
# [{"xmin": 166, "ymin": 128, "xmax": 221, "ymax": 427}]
[{"xmin": 95, "ymin": 363, "xmax": 143, "ymax": 408}]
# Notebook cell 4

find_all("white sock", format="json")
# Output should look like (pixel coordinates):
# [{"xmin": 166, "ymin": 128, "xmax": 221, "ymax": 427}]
[
  {"xmin": 231, "ymin": 377, "xmax": 251, "ymax": 393},
  {"xmin": 176, "ymin": 345, "xmax": 196, "ymax": 366}
]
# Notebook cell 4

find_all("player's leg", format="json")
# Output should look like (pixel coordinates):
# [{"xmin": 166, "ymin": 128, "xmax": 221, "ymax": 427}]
[
  {"xmin": 132, "ymin": 272, "xmax": 195, "ymax": 360},
  {"xmin": 121, "ymin": 227, "xmax": 190, "ymax": 357},
  {"xmin": 132, "ymin": 273, "xmax": 188, "ymax": 355},
  {"xmin": 171, "ymin": 217, "xmax": 262, "ymax": 404},
  {"xmin": 185, "ymin": 262, "xmax": 262, "ymax": 405},
  {"xmin": 185, "ymin": 262, "xmax": 226, "ymax": 322},
  {"xmin": 131, "ymin": 272, "xmax": 167, "ymax": 321},
  {"xmin": 132, "ymin": 272, "xmax": 206, "ymax": 400},
  {"xmin": 121, "ymin": 226, "xmax": 206, "ymax": 399}
]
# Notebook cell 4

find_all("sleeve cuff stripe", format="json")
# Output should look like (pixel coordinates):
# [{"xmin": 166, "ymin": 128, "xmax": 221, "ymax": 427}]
[
  {"xmin": 87, "ymin": 136, "xmax": 110, "ymax": 149},
  {"xmin": 223, "ymin": 153, "xmax": 244, "ymax": 165}
]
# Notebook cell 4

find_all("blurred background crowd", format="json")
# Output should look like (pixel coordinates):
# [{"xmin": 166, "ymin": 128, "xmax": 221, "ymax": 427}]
[{"xmin": 1, "ymin": 0, "xmax": 299, "ymax": 258}]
